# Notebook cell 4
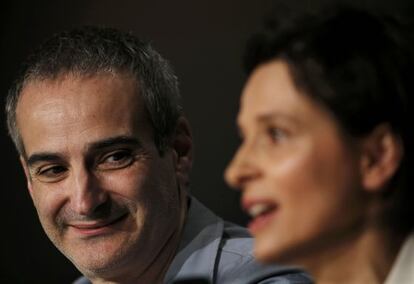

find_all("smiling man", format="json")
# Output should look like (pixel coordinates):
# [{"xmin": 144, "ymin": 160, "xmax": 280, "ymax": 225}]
[{"xmin": 5, "ymin": 26, "xmax": 311, "ymax": 284}]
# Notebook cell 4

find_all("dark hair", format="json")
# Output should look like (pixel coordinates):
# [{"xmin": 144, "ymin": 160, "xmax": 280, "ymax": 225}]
[
  {"xmin": 244, "ymin": 7, "xmax": 414, "ymax": 232},
  {"xmin": 5, "ymin": 26, "xmax": 182, "ymax": 156}
]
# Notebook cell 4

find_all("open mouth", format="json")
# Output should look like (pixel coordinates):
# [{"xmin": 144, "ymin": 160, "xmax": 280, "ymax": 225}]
[{"xmin": 245, "ymin": 203, "xmax": 278, "ymax": 234}]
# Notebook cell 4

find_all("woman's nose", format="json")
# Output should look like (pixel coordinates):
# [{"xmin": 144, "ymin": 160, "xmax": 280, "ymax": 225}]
[{"xmin": 225, "ymin": 142, "xmax": 261, "ymax": 190}]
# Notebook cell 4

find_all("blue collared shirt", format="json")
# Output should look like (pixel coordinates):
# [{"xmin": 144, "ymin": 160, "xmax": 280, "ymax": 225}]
[
  {"xmin": 74, "ymin": 197, "xmax": 312, "ymax": 284},
  {"xmin": 165, "ymin": 197, "xmax": 312, "ymax": 284}
]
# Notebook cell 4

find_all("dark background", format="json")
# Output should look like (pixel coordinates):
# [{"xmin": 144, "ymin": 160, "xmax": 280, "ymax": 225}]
[{"xmin": 1, "ymin": 0, "xmax": 412, "ymax": 282}]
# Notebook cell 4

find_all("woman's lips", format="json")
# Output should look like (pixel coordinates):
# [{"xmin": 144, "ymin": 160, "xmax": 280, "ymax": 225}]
[
  {"xmin": 242, "ymin": 200, "xmax": 278, "ymax": 235},
  {"xmin": 69, "ymin": 213, "xmax": 128, "ymax": 237}
]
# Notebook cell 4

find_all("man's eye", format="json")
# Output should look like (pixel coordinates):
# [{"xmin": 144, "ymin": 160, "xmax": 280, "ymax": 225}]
[
  {"xmin": 98, "ymin": 150, "xmax": 134, "ymax": 170},
  {"xmin": 36, "ymin": 165, "xmax": 68, "ymax": 183}
]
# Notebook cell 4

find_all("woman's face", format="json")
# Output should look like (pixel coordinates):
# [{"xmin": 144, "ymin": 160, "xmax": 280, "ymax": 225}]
[{"xmin": 225, "ymin": 60, "xmax": 369, "ymax": 264}]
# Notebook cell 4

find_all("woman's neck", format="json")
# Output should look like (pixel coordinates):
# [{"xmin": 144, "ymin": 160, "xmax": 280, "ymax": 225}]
[{"xmin": 299, "ymin": 228, "xmax": 404, "ymax": 284}]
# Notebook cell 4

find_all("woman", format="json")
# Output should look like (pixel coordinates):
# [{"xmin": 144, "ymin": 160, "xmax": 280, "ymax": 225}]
[{"xmin": 225, "ymin": 7, "xmax": 413, "ymax": 284}]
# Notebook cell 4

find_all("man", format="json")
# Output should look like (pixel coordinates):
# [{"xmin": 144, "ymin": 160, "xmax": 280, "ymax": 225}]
[{"xmin": 5, "ymin": 26, "xmax": 311, "ymax": 284}]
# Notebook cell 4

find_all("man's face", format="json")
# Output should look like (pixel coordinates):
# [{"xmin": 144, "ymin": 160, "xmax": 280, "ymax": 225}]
[{"xmin": 16, "ymin": 73, "xmax": 188, "ymax": 277}]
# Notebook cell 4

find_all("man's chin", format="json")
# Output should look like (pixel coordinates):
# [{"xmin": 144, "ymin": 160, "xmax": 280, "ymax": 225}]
[
  {"xmin": 68, "ymin": 246, "xmax": 133, "ymax": 278},
  {"xmin": 60, "ymin": 235, "xmax": 135, "ymax": 276}
]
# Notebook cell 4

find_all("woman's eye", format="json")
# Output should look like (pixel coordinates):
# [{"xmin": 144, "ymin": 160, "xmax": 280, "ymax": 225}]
[
  {"xmin": 98, "ymin": 150, "xmax": 134, "ymax": 170},
  {"xmin": 267, "ymin": 127, "xmax": 286, "ymax": 143}
]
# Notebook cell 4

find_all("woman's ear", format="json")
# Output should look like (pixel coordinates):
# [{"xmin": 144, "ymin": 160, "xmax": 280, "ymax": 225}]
[
  {"xmin": 359, "ymin": 124, "xmax": 403, "ymax": 192},
  {"xmin": 171, "ymin": 116, "xmax": 193, "ymax": 189}
]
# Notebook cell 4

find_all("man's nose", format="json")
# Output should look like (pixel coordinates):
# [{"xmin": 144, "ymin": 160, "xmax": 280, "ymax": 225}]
[{"xmin": 71, "ymin": 167, "xmax": 108, "ymax": 216}]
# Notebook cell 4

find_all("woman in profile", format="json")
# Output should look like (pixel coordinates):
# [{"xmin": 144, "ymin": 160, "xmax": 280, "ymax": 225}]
[{"xmin": 225, "ymin": 7, "xmax": 413, "ymax": 284}]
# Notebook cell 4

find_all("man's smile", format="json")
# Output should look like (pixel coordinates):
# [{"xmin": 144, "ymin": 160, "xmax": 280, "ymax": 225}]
[{"xmin": 67, "ymin": 213, "xmax": 129, "ymax": 237}]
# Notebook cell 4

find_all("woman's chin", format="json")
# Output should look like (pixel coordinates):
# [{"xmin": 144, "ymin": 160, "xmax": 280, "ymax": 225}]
[
  {"xmin": 253, "ymin": 236, "xmax": 286, "ymax": 264},
  {"xmin": 253, "ymin": 235, "xmax": 308, "ymax": 266}
]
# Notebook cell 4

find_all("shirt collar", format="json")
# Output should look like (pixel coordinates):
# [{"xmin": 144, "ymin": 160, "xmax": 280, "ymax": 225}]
[
  {"xmin": 164, "ymin": 196, "xmax": 224, "ymax": 283},
  {"xmin": 385, "ymin": 233, "xmax": 414, "ymax": 284}
]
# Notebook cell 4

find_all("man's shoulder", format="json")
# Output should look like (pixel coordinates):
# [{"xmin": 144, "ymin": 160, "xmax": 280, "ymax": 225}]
[
  {"xmin": 215, "ymin": 221, "xmax": 312, "ymax": 284},
  {"xmin": 217, "ymin": 221, "xmax": 255, "ymax": 265}
]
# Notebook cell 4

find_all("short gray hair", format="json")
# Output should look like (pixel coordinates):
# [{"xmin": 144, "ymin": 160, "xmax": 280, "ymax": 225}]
[{"xmin": 5, "ymin": 26, "xmax": 182, "ymax": 156}]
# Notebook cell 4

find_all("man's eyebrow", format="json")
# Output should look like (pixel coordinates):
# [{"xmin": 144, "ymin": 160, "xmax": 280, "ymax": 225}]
[
  {"xmin": 87, "ymin": 136, "xmax": 143, "ymax": 151},
  {"xmin": 27, "ymin": 153, "xmax": 63, "ymax": 167}
]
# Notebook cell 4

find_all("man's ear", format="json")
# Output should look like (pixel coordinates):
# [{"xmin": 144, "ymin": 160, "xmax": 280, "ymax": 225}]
[
  {"xmin": 359, "ymin": 124, "xmax": 403, "ymax": 192},
  {"xmin": 171, "ymin": 116, "xmax": 193, "ymax": 189},
  {"xmin": 20, "ymin": 156, "xmax": 34, "ymax": 198}
]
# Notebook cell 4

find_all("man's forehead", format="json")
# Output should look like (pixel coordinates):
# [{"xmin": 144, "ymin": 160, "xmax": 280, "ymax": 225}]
[
  {"xmin": 16, "ymin": 71, "xmax": 153, "ymax": 156},
  {"xmin": 18, "ymin": 72, "xmax": 144, "ymax": 116},
  {"xmin": 21, "ymin": 71, "xmax": 138, "ymax": 96}
]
